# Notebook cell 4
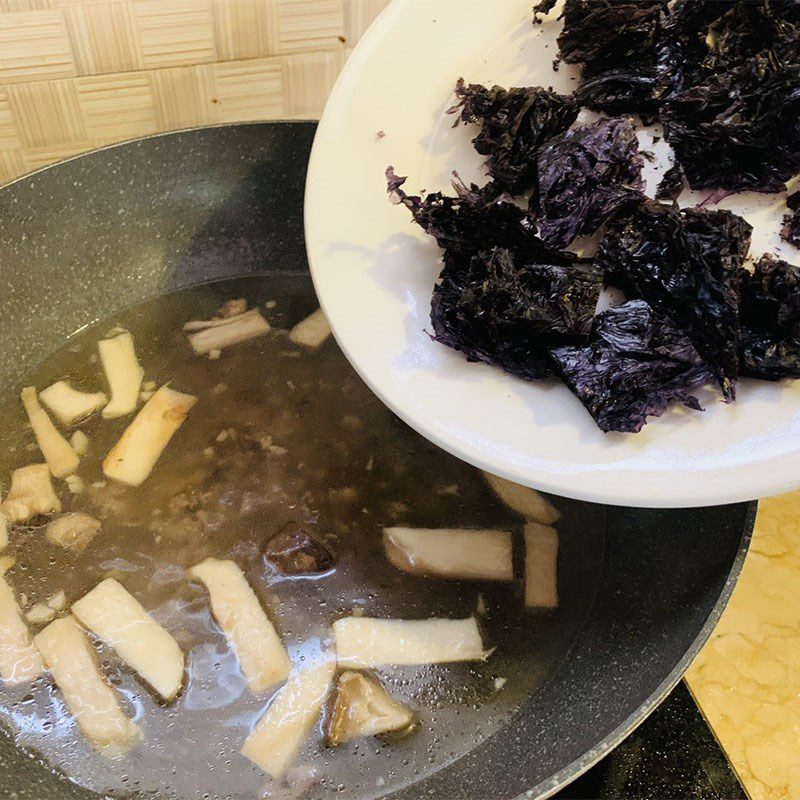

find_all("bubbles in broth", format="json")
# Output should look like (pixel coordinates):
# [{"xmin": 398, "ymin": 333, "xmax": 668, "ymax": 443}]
[{"xmin": 0, "ymin": 277, "xmax": 605, "ymax": 799}]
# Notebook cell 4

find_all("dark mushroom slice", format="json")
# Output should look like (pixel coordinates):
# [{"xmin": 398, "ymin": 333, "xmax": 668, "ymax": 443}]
[
  {"xmin": 326, "ymin": 671, "xmax": 416, "ymax": 746},
  {"xmin": 263, "ymin": 525, "xmax": 336, "ymax": 575}
]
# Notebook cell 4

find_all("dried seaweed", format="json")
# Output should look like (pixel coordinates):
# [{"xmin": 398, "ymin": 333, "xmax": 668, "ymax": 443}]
[
  {"xmin": 535, "ymin": 117, "xmax": 645, "ymax": 248},
  {"xmin": 450, "ymin": 80, "xmax": 578, "ymax": 195},
  {"xmin": 386, "ymin": 168, "xmax": 539, "ymax": 255},
  {"xmin": 557, "ymin": 0, "xmax": 670, "ymax": 116},
  {"xmin": 552, "ymin": 0, "xmax": 800, "ymax": 192},
  {"xmin": 431, "ymin": 246, "xmax": 602, "ymax": 381},
  {"xmin": 655, "ymin": 162, "xmax": 684, "ymax": 201},
  {"xmin": 782, "ymin": 190, "xmax": 800, "ymax": 246},
  {"xmin": 550, "ymin": 300, "xmax": 711, "ymax": 433},
  {"xmin": 556, "ymin": 0, "xmax": 667, "ymax": 75},
  {"xmin": 661, "ymin": 53, "xmax": 800, "ymax": 193},
  {"xmin": 739, "ymin": 255, "xmax": 800, "ymax": 380},
  {"xmin": 532, "ymin": 0, "xmax": 557, "ymax": 23},
  {"xmin": 598, "ymin": 202, "xmax": 752, "ymax": 399}
]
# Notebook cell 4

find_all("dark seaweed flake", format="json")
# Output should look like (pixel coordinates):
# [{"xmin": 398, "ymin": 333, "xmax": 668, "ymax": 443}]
[
  {"xmin": 655, "ymin": 162, "xmax": 684, "ymax": 201},
  {"xmin": 598, "ymin": 202, "xmax": 752, "ymax": 399},
  {"xmin": 782, "ymin": 191, "xmax": 800, "ymax": 246},
  {"xmin": 386, "ymin": 167, "xmax": 539, "ymax": 255},
  {"xmin": 431, "ymin": 247, "xmax": 602, "ymax": 381},
  {"xmin": 558, "ymin": 0, "xmax": 670, "ymax": 116},
  {"xmin": 536, "ymin": 116, "xmax": 645, "ymax": 248},
  {"xmin": 669, "ymin": 0, "xmax": 800, "ymax": 82},
  {"xmin": 550, "ymin": 300, "xmax": 711, "ymax": 433},
  {"xmin": 557, "ymin": 0, "xmax": 667, "ymax": 74},
  {"xmin": 739, "ymin": 255, "xmax": 800, "ymax": 379},
  {"xmin": 450, "ymin": 80, "xmax": 578, "ymax": 196},
  {"xmin": 661, "ymin": 53, "xmax": 800, "ymax": 193},
  {"xmin": 553, "ymin": 0, "xmax": 800, "ymax": 192},
  {"xmin": 781, "ymin": 209, "xmax": 800, "ymax": 246},
  {"xmin": 532, "ymin": 0, "xmax": 557, "ymax": 23}
]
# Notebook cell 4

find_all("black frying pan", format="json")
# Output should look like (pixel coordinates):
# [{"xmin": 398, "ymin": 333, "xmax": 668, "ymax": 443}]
[{"xmin": 0, "ymin": 123, "xmax": 753, "ymax": 799}]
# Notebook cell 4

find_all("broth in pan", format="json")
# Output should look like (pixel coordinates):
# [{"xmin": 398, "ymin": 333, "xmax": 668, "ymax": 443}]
[{"xmin": 0, "ymin": 277, "xmax": 604, "ymax": 799}]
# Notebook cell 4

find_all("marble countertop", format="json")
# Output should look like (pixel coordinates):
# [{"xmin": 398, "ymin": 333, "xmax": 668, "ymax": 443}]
[{"xmin": 687, "ymin": 491, "xmax": 800, "ymax": 800}]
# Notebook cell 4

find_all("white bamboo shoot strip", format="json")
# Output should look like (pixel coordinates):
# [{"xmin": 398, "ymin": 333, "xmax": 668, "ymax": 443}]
[
  {"xmin": 1, "ymin": 464, "xmax": 61, "ymax": 523},
  {"xmin": 21, "ymin": 387, "xmax": 79, "ymax": 478},
  {"xmin": 241, "ymin": 657, "xmax": 336, "ymax": 778},
  {"xmin": 187, "ymin": 309, "xmax": 270, "ymax": 355},
  {"xmin": 39, "ymin": 381, "xmax": 108, "ymax": 426},
  {"xmin": 482, "ymin": 472, "xmax": 560, "ymax": 525},
  {"xmin": 188, "ymin": 558, "xmax": 290, "ymax": 693},
  {"xmin": 524, "ymin": 522, "xmax": 559, "ymax": 609},
  {"xmin": 72, "ymin": 578, "xmax": 184, "ymax": 702},
  {"xmin": 383, "ymin": 527, "xmax": 513, "ymax": 582},
  {"xmin": 334, "ymin": 617, "xmax": 489, "ymax": 668},
  {"xmin": 70, "ymin": 430, "xmax": 90, "ymax": 456},
  {"xmin": 289, "ymin": 308, "xmax": 331, "ymax": 349},
  {"xmin": 26, "ymin": 603, "xmax": 56, "ymax": 625},
  {"xmin": 46, "ymin": 512, "xmax": 101, "ymax": 553},
  {"xmin": 0, "ymin": 573, "xmax": 45, "ymax": 683},
  {"xmin": 98, "ymin": 331, "xmax": 143, "ymax": 419},
  {"xmin": 35, "ymin": 617, "xmax": 139, "ymax": 753},
  {"xmin": 0, "ymin": 513, "xmax": 6, "ymax": 552},
  {"xmin": 182, "ymin": 307, "xmax": 252, "ymax": 332},
  {"xmin": 103, "ymin": 386, "xmax": 197, "ymax": 487}
]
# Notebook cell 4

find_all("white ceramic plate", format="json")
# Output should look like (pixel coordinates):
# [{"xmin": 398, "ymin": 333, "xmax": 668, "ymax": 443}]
[{"xmin": 305, "ymin": 0, "xmax": 800, "ymax": 508}]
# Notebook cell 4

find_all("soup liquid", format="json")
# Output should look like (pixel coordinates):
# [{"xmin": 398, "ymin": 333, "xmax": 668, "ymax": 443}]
[{"xmin": 0, "ymin": 277, "xmax": 604, "ymax": 799}]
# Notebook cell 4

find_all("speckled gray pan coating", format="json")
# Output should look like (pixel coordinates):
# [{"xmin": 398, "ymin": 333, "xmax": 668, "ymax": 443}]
[{"xmin": 0, "ymin": 123, "xmax": 754, "ymax": 800}]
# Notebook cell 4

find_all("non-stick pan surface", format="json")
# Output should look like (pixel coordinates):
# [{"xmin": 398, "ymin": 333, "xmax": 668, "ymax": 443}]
[{"xmin": 0, "ymin": 123, "xmax": 754, "ymax": 800}]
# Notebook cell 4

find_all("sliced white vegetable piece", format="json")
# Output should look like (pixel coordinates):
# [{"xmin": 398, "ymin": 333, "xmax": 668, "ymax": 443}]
[
  {"xmin": 188, "ymin": 558, "xmax": 290, "ymax": 694},
  {"xmin": 187, "ymin": 309, "xmax": 270, "ymax": 355},
  {"xmin": 26, "ymin": 603, "xmax": 56, "ymax": 625},
  {"xmin": 47, "ymin": 590, "xmax": 66, "ymax": 611},
  {"xmin": 34, "ymin": 616, "xmax": 140, "ymax": 753},
  {"xmin": 46, "ymin": 512, "xmax": 101, "ymax": 553},
  {"xmin": 69, "ymin": 430, "xmax": 90, "ymax": 456},
  {"xmin": 72, "ymin": 578, "xmax": 184, "ymax": 702},
  {"xmin": 103, "ymin": 386, "xmax": 197, "ymax": 487},
  {"xmin": 1, "ymin": 464, "xmax": 61, "ymax": 523},
  {"xmin": 327, "ymin": 671, "xmax": 415, "ymax": 745},
  {"xmin": 0, "ymin": 573, "xmax": 45, "ymax": 683},
  {"xmin": 523, "ymin": 522, "xmax": 559, "ymax": 610},
  {"xmin": 334, "ymin": 617, "xmax": 489, "ymax": 669},
  {"xmin": 21, "ymin": 387, "xmax": 79, "ymax": 478},
  {"xmin": 218, "ymin": 298, "xmax": 248, "ymax": 318},
  {"xmin": 241, "ymin": 657, "xmax": 336, "ymax": 778},
  {"xmin": 482, "ymin": 471, "xmax": 560, "ymax": 525},
  {"xmin": 65, "ymin": 475, "xmax": 85, "ymax": 495},
  {"xmin": 39, "ymin": 381, "xmax": 108, "ymax": 426},
  {"xmin": 182, "ymin": 315, "xmax": 251, "ymax": 332},
  {"xmin": 383, "ymin": 527, "xmax": 513, "ymax": 581},
  {"xmin": 289, "ymin": 308, "xmax": 331, "ymax": 350},
  {"xmin": 0, "ymin": 513, "xmax": 7, "ymax": 552},
  {"xmin": 98, "ymin": 331, "xmax": 143, "ymax": 419}
]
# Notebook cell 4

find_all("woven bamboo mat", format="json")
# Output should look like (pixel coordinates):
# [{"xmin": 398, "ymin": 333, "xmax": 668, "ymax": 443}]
[{"xmin": 0, "ymin": 0, "xmax": 390, "ymax": 182}]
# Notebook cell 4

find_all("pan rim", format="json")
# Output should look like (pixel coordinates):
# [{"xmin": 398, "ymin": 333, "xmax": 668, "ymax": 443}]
[
  {"xmin": 526, "ymin": 500, "xmax": 756, "ymax": 800},
  {"xmin": 0, "ymin": 120, "xmax": 312, "ymax": 191}
]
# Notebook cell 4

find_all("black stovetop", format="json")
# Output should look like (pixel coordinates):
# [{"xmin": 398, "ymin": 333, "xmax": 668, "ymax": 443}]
[{"xmin": 554, "ymin": 682, "xmax": 746, "ymax": 800}]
